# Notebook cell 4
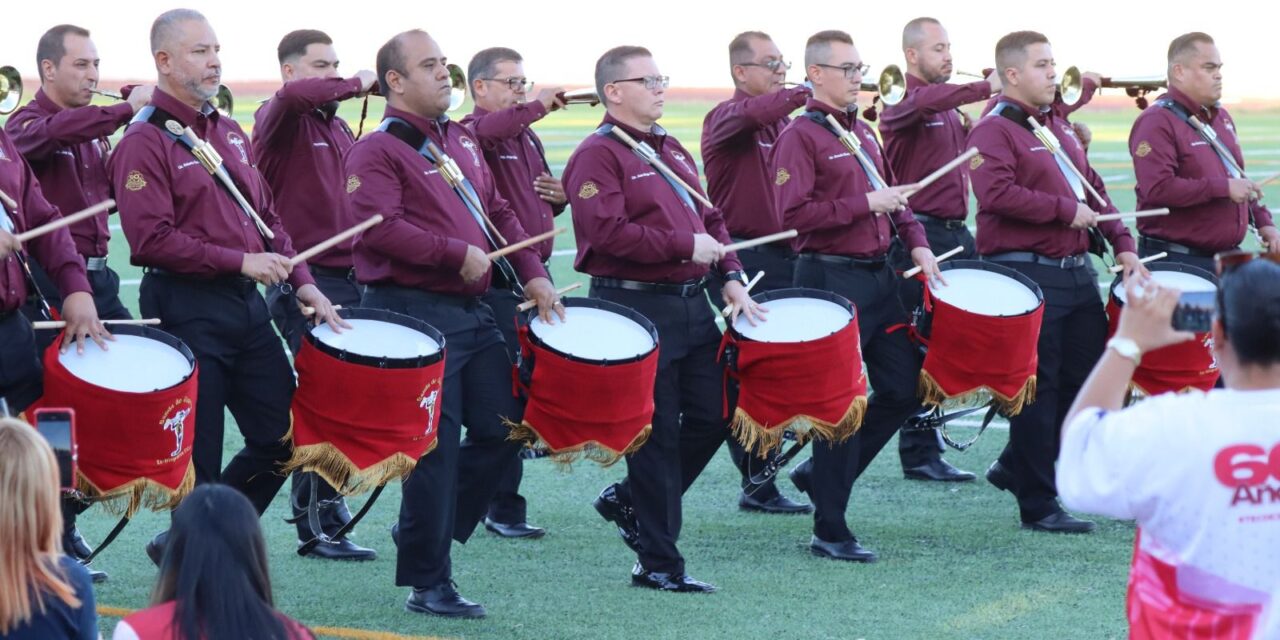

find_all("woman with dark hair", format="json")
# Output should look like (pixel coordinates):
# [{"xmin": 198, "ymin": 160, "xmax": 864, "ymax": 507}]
[
  {"xmin": 0, "ymin": 418, "xmax": 98, "ymax": 640},
  {"xmin": 112, "ymin": 484, "xmax": 313, "ymax": 640},
  {"xmin": 1059, "ymin": 257, "xmax": 1280, "ymax": 639}
]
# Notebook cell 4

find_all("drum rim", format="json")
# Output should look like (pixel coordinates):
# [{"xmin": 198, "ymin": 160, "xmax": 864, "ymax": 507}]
[
  {"xmin": 525, "ymin": 296, "xmax": 659, "ymax": 365},
  {"xmin": 941, "ymin": 260, "xmax": 1046, "ymax": 311},
  {"xmin": 305, "ymin": 307, "xmax": 446, "ymax": 369},
  {"xmin": 58, "ymin": 324, "xmax": 196, "ymax": 389},
  {"xmin": 733, "ymin": 287, "xmax": 854, "ymax": 341},
  {"xmin": 1109, "ymin": 260, "xmax": 1218, "ymax": 304}
]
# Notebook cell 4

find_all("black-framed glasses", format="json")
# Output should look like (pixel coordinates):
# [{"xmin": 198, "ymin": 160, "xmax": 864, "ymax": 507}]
[
  {"xmin": 1215, "ymin": 250, "xmax": 1280, "ymax": 276},
  {"xmin": 740, "ymin": 59, "xmax": 792, "ymax": 73},
  {"xmin": 814, "ymin": 62, "xmax": 871, "ymax": 79},
  {"xmin": 482, "ymin": 77, "xmax": 534, "ymax": 92},
  {"xmin": 611, "ymin": 75, "xmax": 670, "ymax": 91}
]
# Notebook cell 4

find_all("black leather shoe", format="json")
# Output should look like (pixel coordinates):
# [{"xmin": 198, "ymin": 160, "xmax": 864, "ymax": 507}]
[
  {"xmin": 484, "ymin": 517, "xmax": 547, "ymax": 539},
  {"xmin": 86, "ymin": 566, "xmax": 109, "ymax": 583},
  {"xmin": 63, "ymin": 526, "xmax": 93, "ymax": 561},
  {"xmin": 738, "ymin": 492, "xmax": 814, "ymax": 514},
  {"xmin": 986, "ymin": 460, "xmax": 1016, "ymax": 493},
  {"xmin": 405, "ymin": 581, "xmax": 486, "ymax": 618},
  {"xmin": 1022, "ymin": 511, "xmax": 1096, "ymax": 534},
  {"xmin": 789, "ymin": 463, "xmax": 811, "ymax": 496},
  {"xmin": 298, "ymin": 536, "xmax": 377, "ymax": 561},
  {"xmin": 145, "ymin": 530, "xmax": 168, "ymax": 567},
  {"xmin": 904, "ymin": 458, "xmax": 977, "ymax": 482},
  {"xmin": 593, "ymin": 484, "xmax": 642, "ymax": 553},
  {"xmin": 630, "ymin": 563, "xmax": 716, "ymax": 593},
  {"xmin": 390, "ymin": 522, "xmax": 400, "ymax": 548},
  {"xmin": 809, "ymin": 535, "xmax": 877, "ymax": 563}
]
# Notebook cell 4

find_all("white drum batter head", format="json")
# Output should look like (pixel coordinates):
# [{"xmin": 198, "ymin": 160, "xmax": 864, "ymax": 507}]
[
  {"xmin": 733, "ymin": 290, "xmax": 853, "ymax": 343},
  {"xmin": 930, "ymin": 267, "xmax": 1041, "ymax": 316},
  {"xmin": 312, "ymin": 319, "xmax": 441, "ymax": 359},
  {"xmin": 529, "ymin": 301, "xmax": 656, "ymax": 362},
  {"xmin": 1114, "ymin": 269, "xmax": 1217, "ymax": 304},
  {"xmin": 58, "ymin": 334, "xmax": 192, "ymax": 393}
]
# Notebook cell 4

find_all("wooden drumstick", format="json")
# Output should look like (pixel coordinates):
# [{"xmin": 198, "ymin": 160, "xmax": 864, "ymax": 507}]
[
  {"xmin": 1094, "ymin": 208, "xmax": 1170, "ymax": 222},
  {"xmin": 902, "ymin": 148, "xmax": 979, "ymax": 197},
  {"xmin": 289, "ymin": 215, "xmax": 384, "ymax": 267},
  {"xmin": 486, "ymin": 227, "xmax": 566, "ymax": 261},
  {"xmin": 516, "ymin": 283, "xmax": 583, "ymax": 312},
  {"xmin": 1108, "ymin": 252, "xmax": 1167, "ymax": 274},
  {"xmin": 609, "ymin": 127, "xmax": 715, "ymax": 210},
  {"xmin": 14, "ymin": 200, "xmax": 115, "ymax": 243},
  {"xmin": 32, "ymin": 317, "xmax": 160, "ymax": 330},
  {"xmin": 902, "ymin": 245, "xmax": 964, "ymax": 279},
  {"xmin": 1257, "ymin": 170, "xmax": 1280, "ymax": 188},
  {"xmin": 299, "ymin": 304, "xmax": 344, "ymax": 316},
  {"xmin": 0, "ymin": 187, "xmax": 17, "ymax": 211},
  {"xmin": 720, "ymin": 271, "xmax": 765, "ymax": 317},
  {"xmin": 721, "ymin": 230, "xmax": 798, "ymax": 254}
]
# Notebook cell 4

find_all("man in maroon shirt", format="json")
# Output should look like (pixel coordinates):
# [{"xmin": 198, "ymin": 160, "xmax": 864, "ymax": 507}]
[
  {"xmin": 700, "ymin": 31, "xmax": 812, "ymax": 516},
  {"xmin": 969, "ymin": 31, "xmax": 1145, "ymax": 533},
  {"xmin": 1129, "ymin": 32, "xmax": 1279, "ymax": 273},
  {"xmin": 879, "ymin": 17, "xmax": 1002, "ymax": 484},
  {"xmin": 253, "ymin": 28, "xmax": 377, "ymax": 562},
  {"xmin": 4, "ymin": 24, "xmax": 154, "ymax": 577},
  {"xmin": 347, "ymin": 29, "xmax": 559, "ymax": 618},
  {"xmin": 771, "ymin": 30, "xmax": 942, "ymax": 563},
  {"xmin": 567, "ymin": 45, "xmax": 758, "ymax": 592},
  {"xmin": 108, "ymin": 9, "xmax": 341, "ymax": 562},
  {"xmin": 461, "ymin": 46, "xmax": 568, "ymax": 541}
]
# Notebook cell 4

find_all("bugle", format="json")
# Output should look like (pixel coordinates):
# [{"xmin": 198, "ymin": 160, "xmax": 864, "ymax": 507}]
[
  {"xmin": 1060, "ymin": 66, "xmax": 1166, "ymax": 109},
  {"xmin": 1, "ymin": 66, "xmax": 23, "ymax": 115}
]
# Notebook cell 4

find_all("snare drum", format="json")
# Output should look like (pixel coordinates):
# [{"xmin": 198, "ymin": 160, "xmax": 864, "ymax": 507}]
[
  {"xmin": 287, "ymin": 308, "xmax": 446, "ymax": 492},
  {"xmin": 914, "ymin": 261, "xmax": 1044, "ymax": 414},
  {"xmin": 1106, "ymin": 263, "xmax": 1219, "ymax": 395},
  {"xmin": 34, "ymin": 325, "xmax": 198, "ymax": 514},
  {"xmin": 513, "ymin": 297, "xmax": 659, "ymax": 465},
  {"xmin": 723, "ymin": 288, "xmax": 866, "ymax": 454}
]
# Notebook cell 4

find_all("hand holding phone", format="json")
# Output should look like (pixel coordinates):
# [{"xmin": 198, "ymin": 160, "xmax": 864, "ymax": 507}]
[{"xmin": 33, "ymin": 408, "xmax": 76, "ymax": 491}]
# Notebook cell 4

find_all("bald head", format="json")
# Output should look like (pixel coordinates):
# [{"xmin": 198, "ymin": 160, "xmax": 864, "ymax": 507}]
[
  {"xmin": 150, "ymin": 8, "xmax": 206, "ymax": 54},
  {"xmin": 902, "ymin": 17, "xmax": 941, "ymax": 50}
]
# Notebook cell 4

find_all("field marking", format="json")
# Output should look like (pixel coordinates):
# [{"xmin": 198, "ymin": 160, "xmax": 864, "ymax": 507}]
[{"xmin": 97, "ymin": 605, "xmax": 453, "ymax": 640}]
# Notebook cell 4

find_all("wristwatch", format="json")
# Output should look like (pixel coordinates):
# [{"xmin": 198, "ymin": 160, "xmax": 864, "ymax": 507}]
[
  {"xmin": 722, "ymin": 270, "xmax": 748, "ymax": 286},
  {"xmin": 1106, "ymin": 337, "xmax": 1142, "ymax": 365}
]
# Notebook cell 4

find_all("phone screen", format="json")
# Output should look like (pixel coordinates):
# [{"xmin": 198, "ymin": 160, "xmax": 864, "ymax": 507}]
[
  {"xmin": 1172, "ymin": 291, "xmax": 1216, "ymax": 333},
  {"xmin": 35, "ymin": 411, "xmax": 75, "ymax": 490}
]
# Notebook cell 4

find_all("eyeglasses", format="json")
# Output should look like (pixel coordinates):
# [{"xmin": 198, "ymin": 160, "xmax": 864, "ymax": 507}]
[
  {"xmin": 740, "ymin": 59, "xmax": 791, "ymax": 73},
  {"xmin": 482, "ymin": 77, "xmax": 534, "ymax": 92},
  {"xmin": 814, "ymin": 62, "xmax": 871, "ymax": 79},
  {"xmin": 1214, "ymin": 250, "xmax": 1280, "ymax": 276},
  {"xmin": 611, "ymin": 75, "xmax": 670, "ymax": 91}
]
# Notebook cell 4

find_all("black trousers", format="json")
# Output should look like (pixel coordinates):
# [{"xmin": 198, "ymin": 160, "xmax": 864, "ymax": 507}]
[
  {"xmin": 266, "ymin": 270, "xmax": 366, "ymax": 539},
  {"xmin": 987, "ymin": 260, "xmax": 1107, "ymax": 522},
  {"xmin": 597, "ymin": 285, "xmax": 728, "ymax": 575},
  {"xmin": 0, "ymin": 311, "xmax": 43, "ymax": 414},
  {"xmin": 888, "ymin": 221, "xmax": 977, "ymax": 468},
  {"xmin": 706, "ymin": 244, "xmax": 795, "ymax": 501},
  {"xmin": 481, "ymin": 286, "xmax": 531, "ymax": 525},
  {"xmin": 139, "ymin": 273, "xmax": 295, "ymax": 515},
  {"xmin": 793, "ymin": 257, "xmax": 924, "ymax": 542},
  {"xmin": 363, "ymin": 286, "xmax": 522, "ymax": 589},
  {"xmin": 1138, "ymin": 236, "xmax": 1219, "ymax": 275},
  {"xmin": 24, "ymin": 259, "xmax": 133, "ymax": 354}
]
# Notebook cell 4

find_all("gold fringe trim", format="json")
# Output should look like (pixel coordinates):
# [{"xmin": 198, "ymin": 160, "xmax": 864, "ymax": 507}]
[
  {"xmin": 505, "ymin": 420, "xmax": 652, "ymax": 469},
  {"xmin": 730, "ymin": 396, "xmax": 868, "ymax": 458},
  {"xmin": 281, "ymin": 440, "xmax": 438, "ymax": 496},
  {"xmin": 76, "ymin": 463, "xmax": 196, "ymax": 517},
  {"xmin": 917, "ymin": 371, "xmax": 1038, "ymax": 417}
]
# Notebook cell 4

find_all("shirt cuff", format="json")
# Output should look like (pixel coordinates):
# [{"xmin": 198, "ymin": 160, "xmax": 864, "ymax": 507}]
[
  {"xmin": 442, "ymin": 238, "xmax": 470, "ymax": 272},
  {"xmin": 673, "ymin": 231, "xmax": 696, "ymax": 262},
  {"xmin": 1209, "ymin": 177, "xmax": 1231, "ymax": 200},
  {"xmin": 107, "ymin": 102, "xmax": 136, "ymax": 126},
  {"xmin": 288, "ymin": 264, "xmax": 317, "ymax": 290},
  {"xmin": 211, "ymin": 246, "xmax": 246, "ymax": 275},
  {"xmin": 1055, "ymin": 196, "xmax": 1080, "ymax": 226},
  {"xmin": 54, "ymin": 267, "xmax": 92, "ymax": 300}
]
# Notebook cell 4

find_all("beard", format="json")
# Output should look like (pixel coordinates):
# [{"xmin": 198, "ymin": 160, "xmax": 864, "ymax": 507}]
[{"xmin": 183, "ymin": 76, "xmax": 218, "ymax": 102}]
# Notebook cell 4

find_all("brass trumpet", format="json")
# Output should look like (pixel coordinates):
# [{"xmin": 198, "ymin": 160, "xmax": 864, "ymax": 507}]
[
  {"xmin": 1060, "ymin": 66, "xmax": 1166, "ymax": 109},
  {"xmin": 89, "ymin": 84, "xmax": 236, "ymax": 116},
  {"xmin": 1, "ymin": 66, "xmax": 23, "ymax": 115},
  {"xmin": 559, "ymin": 88, "xmax": 600, "ymax": 106},
  {"xmin": 860, "ymin": 64, "xmax": 906, "ymax": 121}
]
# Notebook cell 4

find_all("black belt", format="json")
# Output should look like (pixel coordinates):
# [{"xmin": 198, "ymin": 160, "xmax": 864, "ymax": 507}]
[
  {"xmin": 798, "ymin": 253, "xmax": 888, "ymax": 270},
  {"xmin": 143, "ymin": 267, "xmax": 258, "ymax": 292},
  {"xmin": 913, "ymin": 213, "xmax": 968, "ymax": 230},
  {"xmin": 363, "ymin": 284, "xmax": 481, "ymax": 310},
  {"xmin": 590, "ymin": 275, "xmax": 709, "ymax": 297},
  {"xmin": 1139, "ymin": 236, "xmax": 1217, "ymax": 258},
  {"xmin": 309, "ymin": 265, "xmax": 355, "ymax": 279},
  {"xmin": 729, "ymin": 236, "xmax": 794, "ymax": 259},
  {"xmin": 984, "ymin": 252, "xmax": 1088, "ymax": 269}
]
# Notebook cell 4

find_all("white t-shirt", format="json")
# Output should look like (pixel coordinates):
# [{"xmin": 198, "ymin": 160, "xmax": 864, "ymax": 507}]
[{"xmin": 1059, "ymin": 388, "xmax": 1280, "ymax": 640}]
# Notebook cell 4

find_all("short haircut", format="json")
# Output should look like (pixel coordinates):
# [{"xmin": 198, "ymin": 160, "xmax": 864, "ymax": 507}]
[
  {"xmin": 468, "ymin": 47, "xmax": 522, "ymax": 97},
  {"xmin": 902, "ymin": 17, "xmax": 941, "ymax": 50},
  {"xmin": 594, "ymin": 45, "xmax": 651, "ymax": 98},
  {"xmin": 1168, "ymin": 32, "xmax": 1214, "ymax": 65},
  {"xmin": 277, "ymin": 29, "xmax": 332, "ymax": 65},
  {"xmin": 994, "ymin": 30, "xmax": 1050, "ymax": 82},
  {"xmin": 805, "ymin": 30, "xmax": 853, "ymax": 67},
  {"xmin": 375, "ymin": 29, "xmax": 427, "ymax": 96},
  {"xmin": 729, "ymin": 31, "xmax": 771, "ymax": 66},
  {"xmin": 1218, "ymin": 259, "xmax": 1280, "ymax": 366},
  {"xmin": 150, "ymin": 8, "xmax": 206, "ymax": 55},
  {"xmin": 36, "ymin": 24, "xmax": 90, "ymax": 73}
]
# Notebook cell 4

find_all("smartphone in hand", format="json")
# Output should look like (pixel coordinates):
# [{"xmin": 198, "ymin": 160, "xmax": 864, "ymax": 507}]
[
  {"xmin": 33, "ymin": 408, "xmax": 76, "ymax": 491},
  {"xmin": 1171, "ymin": 291, "xmax": 1215, "ymax": 333}
]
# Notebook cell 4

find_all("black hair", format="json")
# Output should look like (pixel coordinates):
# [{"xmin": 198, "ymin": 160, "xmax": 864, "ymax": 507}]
[{"xmin": 1217, "ymin": 259, "xmax": 1280, "ymax": 366}]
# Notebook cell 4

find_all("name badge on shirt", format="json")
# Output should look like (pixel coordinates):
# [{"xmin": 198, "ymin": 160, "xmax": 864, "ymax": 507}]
[{"xmin": 630, "ymin": 171, "xmax": 657, "ymax": 181}]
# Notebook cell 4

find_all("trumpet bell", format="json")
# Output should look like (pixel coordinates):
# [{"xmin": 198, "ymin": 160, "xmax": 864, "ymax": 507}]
[
  {"xmin": 448, "ymin": 63, "xmax": 467, "ymax": 112},
  {"xmin": 1059, "ymin": 65, "xmax": 1083, "ymax": 106},
  {"xmin": 877, "ymin": 64, "xmax": 906, "ymax": 106},
  {"xmin": 1, "ymin": 66, "xmax": 23, "ymax": 115},
  {"xmin": 561, "ymin": 88, "xmax": 600, "ymax": 106},
  {"xmin": 213, "ymin": 85, "xmax": 234, "ymax": 117}
]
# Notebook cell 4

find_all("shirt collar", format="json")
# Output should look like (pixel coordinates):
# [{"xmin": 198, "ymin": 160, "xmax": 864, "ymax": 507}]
[
  {"xmin": 151, "ymin": 88, "xmax": 218, "ymax": 133},
  {"xmin": 997, "ymin": 94, "xmax": 1054, "ymax": 124},
  {"xmin": 1166, "ymin": 85, "xmax": 1219, "ymax": 121},
  {"xmin": 33, "ymin": 88, "xmax": 62, "ymax": 113},
  {"xmin": 804, "ymin": 98, "xmax": 858, "ymax": 128},
  {"xmin": 383, "ymin": 105, "xmax": 451, "ymax": 142},
  {"xmin": 602, "ymin": 112, "xmax": 668, "ymax": 148}
]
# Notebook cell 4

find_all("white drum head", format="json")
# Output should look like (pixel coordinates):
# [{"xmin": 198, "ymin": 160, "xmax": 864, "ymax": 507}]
[
  {"xmin": 58, "ymin": 334, "xmax": 191, "ymax": 393},
  {"xmin": 1116, "ymin": 270, "xmax": 1216, "ymax": 304},
  {"xmin": 930, "ymin": 269, "xmax": 1040, "ymax": 316},
  {"xmin": 734, "ymin": 297, "xmax": 851, "ymax": 343},
  {"xmin": 530, "ymin": 306, "xmax": 654, "ymax": 361},
  {"xmin": 312, "ymin": 319, "xmax": 440, "ymax": 358}
]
